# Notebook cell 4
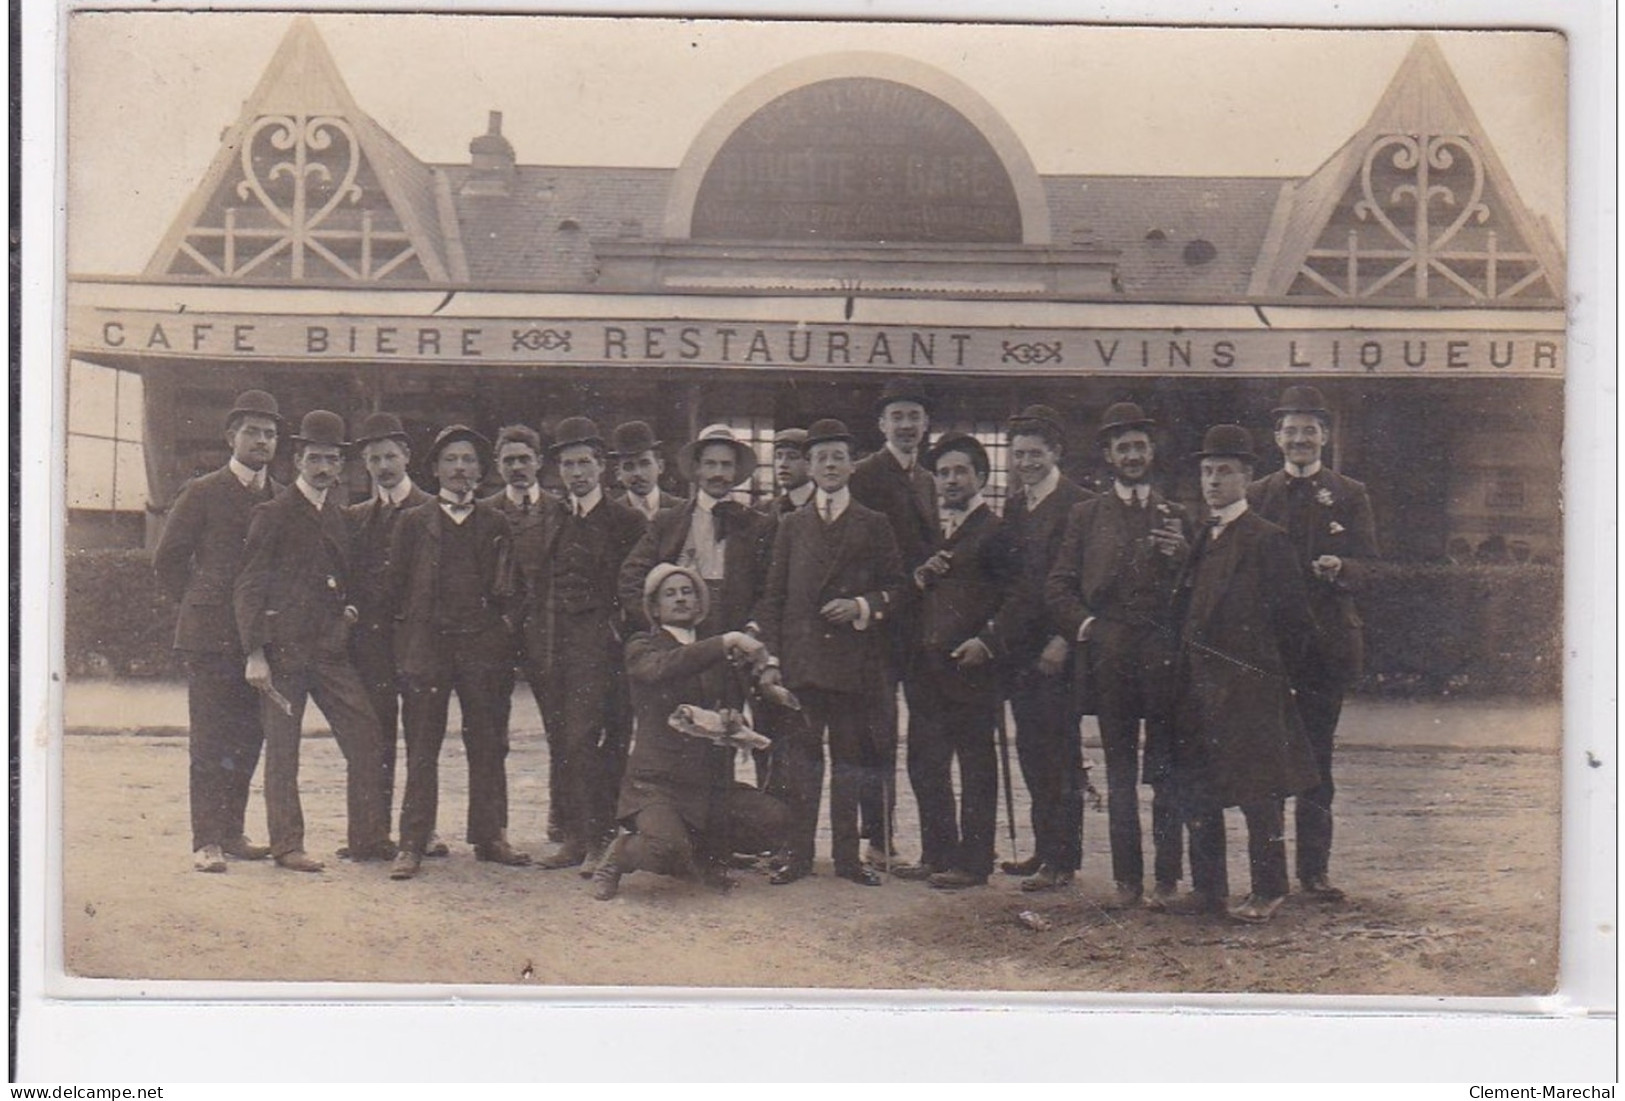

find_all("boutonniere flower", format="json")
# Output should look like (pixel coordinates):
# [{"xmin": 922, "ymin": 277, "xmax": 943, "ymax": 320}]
[
  {"xmin": 1154, "ymin": 502, "xmax": 1171, "ymax": 515},
  {"xmin": 1328, "ymin": 521, "xmax": 1346, "ymax": 535},
  {"xmin": 1315, "ymin": 488, "xmax": 1335, "ymax": 507}
]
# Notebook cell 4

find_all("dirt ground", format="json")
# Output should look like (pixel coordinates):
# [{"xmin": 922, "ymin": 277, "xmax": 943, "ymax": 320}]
[{"xmin": 59, "ymin": 692, "xmax": 1561, "ymax": 996}]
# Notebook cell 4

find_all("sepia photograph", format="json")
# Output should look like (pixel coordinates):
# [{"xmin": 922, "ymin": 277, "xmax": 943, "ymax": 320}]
[{"xmin": 50, "ymin": 5, "xmax": 1583, "ymax": 1012}]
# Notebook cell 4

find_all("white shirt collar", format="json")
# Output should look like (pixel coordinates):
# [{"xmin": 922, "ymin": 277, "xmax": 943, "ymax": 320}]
[
  {"xmin": 294, "ymin": 477, "xmax": 326, "ymax": 510},
  {"xmin": 1114, "ymin": 481, "xmax": 1151, "ymax": 504},
  {"xmin": 1286, "ymin": 460, "xmax": 1324, "ymax": 479},
  {"xmin": 637, "ymin": 487, "xmax": 664, "ymax": 515},
  {"xmin": 787, "ymin": 481, "xmax": 816, "ymax": 507},
  {"xmin": 695, "ymin": 490, "xmax": 725, "ymax": 514},
  {"xmin": 885, "ymin": 442, "xmax": 917, "ymax": 471},
  {"xmin": 506, "ymin": 484, "xmax": 541, "ymax": 507},
  {"xmin": 377, "ymin": 477, "xmax": 415, "ymax": 507},
  {"xmin": 570, "ymin": 485, "xmax": 604, "ymax": 517},
  {"xmin": 814, "ymin": 486, "xmax": 851, "ymax": 521},
  {"xmin": 1209, "ymin": 498, "xmax": 1250, "ymax": 532},
  {"xmin": 661, "ymin": 624, "xmax": 697, "ymax": 646},
  {"xmin": 1024, "ymin": 467, "xmax": 1061, "ymax": 510},
  {"xmin": 229, "ymin": 457, "xmax": 265, "ymax": 490}
]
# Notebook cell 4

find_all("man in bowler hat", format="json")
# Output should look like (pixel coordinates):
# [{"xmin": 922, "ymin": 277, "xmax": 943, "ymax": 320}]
[
  {"xmin": 1046, "ymin": 401, "xmax": 1188, "ymax": 908},
  {"xmin": 385, "ymin": 425, "xmax": 530, "ymax": 880},
  {"xmin": 1166, "ymin": 425, "xmax": 1321, "ymax": 923},
  {"xmin": 234, "ymin": 410, "xmax": 392, "ymax": 872},
  {"xmin": 343, "ymin": 410, "xmax": 442, "ymax": 856},
  {"xmin": 995, "ymin": 405, "xmax": 1096, "ymax": 892},
  {"xmin": 152, "ymin": 388, "xmax": 282, "ymax": 872},
  {"xmin": 1247, "ymin": 385, "xmax": 1379, "ymax": 902},
  {"xmin": 755, "ymin": 418, "xmax": 906, "ymax": 887},
  {"xmin": 610, "ymin": 420, "xmax": 683, "ymax": 520},
  {"xmin": 526, "ymin": 417, "xmax": 648, "ymax": 872}
]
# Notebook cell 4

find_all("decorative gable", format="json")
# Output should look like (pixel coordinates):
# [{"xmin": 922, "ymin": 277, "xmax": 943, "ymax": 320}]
[
  {"xmin": 146, "ymin": 18, "xmax": 449, "ymax": 284},
  {"xmin": 1253, "ymin": 37, "xmax": 1563, "ymax": 305}
]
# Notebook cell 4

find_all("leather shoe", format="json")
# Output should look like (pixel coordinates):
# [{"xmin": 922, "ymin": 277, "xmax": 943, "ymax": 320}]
[
  {"xmin": 337, "ymin": 840, "xmax": 398, "ymax": 862},
  {"xmin": 927, "ymin": 868, "xmax": 988, "ymax": 889},
  {"xmin": 863, "ymin": 842, "xmax": 901, "ymax": 869},
  {"xmin": 425, "ymin": 834, "xmax": 450, "ymax": 858},
  {"xmin": 1000, "ymin": 855, "xmax": 1042, "ymax": 877},
  {"xmin": 275, "ymin": 850, "xmax": 325, "ymax": 873},
  {"xmin": 579, "ymin": 841, "xmax": 609, "ymax": 880},
  {"xmin": 193, "ymin": 844, "xmax": 227, "ymax": 874},
  {"xmin": 1021, "ymin": 865, "xmax": 1076, "ymax": 893},
  {"xmin": 837, "ymin": 866, "xmax": 883, "ymax": 887},
  {"xmin": 890, "ymin": 862, "xmax": 937, "ymax": 881},
  {"xmin": 389, "ymin": 851, "xmax": 422, "ymax": 880},
  {"xmin": 591, "ymin": 836, "xmax": 626, "ymax": 901},
  {"xmin": 768, "ymin": 864, "xmax": 810, "ymax": 886},
  {"xmin": 1300, "ymin": 876, "xmax": 1346, "ymax": 903},
  {"xmin": 221, "ymin": 836, "xmax": 271, "ymax": 861},
  {"xmin": 474, "ymin": 839, "xmax": 532, "ymax": 866},
  {"xmin": 1159, "ymin": 890, "xmax": 1228, "ymax": 917},
  {"xmin": 1143, "ymin": 881, "xmax": 1181, "ymax": 912},
  {"xmin": 1230, "ymin": 893, "xmax": 1286, "ymax": 924},
  {"xmin": 537, "ymin": 841, "xmax": 588, "ymax": 870},
  {"xmin": 1098, "ymin": 881, "xmax": 1142, "ymax": 908}
]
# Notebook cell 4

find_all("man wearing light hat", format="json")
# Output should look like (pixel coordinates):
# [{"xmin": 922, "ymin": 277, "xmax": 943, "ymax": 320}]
[
  {"xmin": 1046, "ymin": 401, "xmax": 1188, "ymax": 906},
  {"xmin": 528, "ymin": 417, "xmax": 647, "ymax": 872},
  {"xmin": 618, "ymin": 423, "xmax": 774, "ymax": 643},
  {"xmin": 154, "ymin": 388, "xmax": 283, "ymax": 873},
  {"xmin": 1247, "ymin": 385, "xmax": 1379, "ymax": 903},
  {"xmin": 235, "ymin": 410, "xmax": 392, "ymax": 872},
  {"xmin": 385, "ymin": 425, "xmax": 530, "ymax": 880},
  {"xmin": 609, "ymin": 420, "xmax": 683, "ymax": 520},
  {"xmin": 1166, "ymin": 424, "xmax": 1321, "ymax": 924},
  {"xmin": 343, "ymin": 410, "xmax": 440, "ymax": 855}
]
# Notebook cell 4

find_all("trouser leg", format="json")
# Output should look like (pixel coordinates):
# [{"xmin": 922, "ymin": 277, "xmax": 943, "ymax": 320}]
[
  {"xmin": 708, "ymin": 783, "xmax": 790, "ymax": 860},
  {"xmin": 310, "ymin": 651, "xmax": 390, "ymax": 851},
  {"xmin": 397, "ymin": 675, "xmax": 451, "ymax": 854},
  {"xmin": 1150, "ymin": 780, "xmax": 1183, "ymax": 887},
  {"xmin": 260, "ymin": 662, "xmax": 311, "ymax": 858},
  {"xmin": 824, "ymin": 695, "xmax": 871, "ymax": 875},
  {"xmin": 620, "ymin": 803, "xmax": 695, "ymax": 878},
  {"xmin": 352, "ymin": 629, "xmax": 401, "ymax": 833},
  {"xmin": 859, "ymin": 673, "xmax": 902, "ymax": 850},
  {"xmin": 1185, "ymin": 808, "xmax": 1228, "ymax": 901},
  {"xmin": 905, "ymin": 685, "xmax": 957, "ymax": 870},
  {"xmin": 1242, "ymin": 798, "xmax": 1289, "ymax": 900},
  {"xmin": 1097, "ymin": 708, "xmax": 1145, "ymax": 887},
  {"xmin": 775, "ymin": 706, "xmax": 825, "ymax": 872},
  {"xmin": 1010, "ymin": 673, "xmax": 1080, "ymax": 870},
  {"xmin": 1293, "ymin": 687, "xmax": 1342, "ymax": 883},
  {"xmin": 185, "ymin": 654, "xmax": 265, "ymax": 850},
  {"xmin": 953, "ymin": 701, "xmax": 999, "ymax": 878},
  {"xmin": 453, "ymin": 646, "xmax": 513, "ymax": 848}
]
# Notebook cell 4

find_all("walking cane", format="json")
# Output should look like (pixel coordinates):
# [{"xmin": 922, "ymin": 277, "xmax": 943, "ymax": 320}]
[{"xmin": 997, "ymin": 698, "xmax": 1019, "ymax": 865}]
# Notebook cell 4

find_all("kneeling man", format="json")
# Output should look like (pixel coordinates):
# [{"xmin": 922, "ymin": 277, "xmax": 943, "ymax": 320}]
[{"xmin": 593, "ymin": 564, "xmax": 789, "ymax": 900}]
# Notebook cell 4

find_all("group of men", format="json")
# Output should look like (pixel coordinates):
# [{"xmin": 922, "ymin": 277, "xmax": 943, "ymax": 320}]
[{"xmin": 154, "ymin": 376, "xmax": 1375, "ymax": 924}]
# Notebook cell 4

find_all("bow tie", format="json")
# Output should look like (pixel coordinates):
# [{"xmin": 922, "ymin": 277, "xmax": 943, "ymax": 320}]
[
  {"xmin": 441, "ymin": 499, "xmax": 474, "ymax": 516},
  {"xmin": 711, "ymin": 499, "xmax": 747, "ymax": 542}
]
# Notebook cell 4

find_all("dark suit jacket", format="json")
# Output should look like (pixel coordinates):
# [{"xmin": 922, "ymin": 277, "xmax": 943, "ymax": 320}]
[
  {"xmin": 756, "ymin": 489, "xmax": 815, "ymax": 520},
  {"xmin": 234, "ymin": 485, "xmax": 356, "ymax": 667},
  {"xmin": 385, "ymin": 498, "xmax": 515, "ymax": 678},
  {"xmin": 610, "ymin": 487, "xmax": 685, "ymax": 521},
  {"xmin": 1247, "ymin": 467, "xmax": 1379, "ymax": 682},
  {"xmin": 849, "ymin": 448, "xmax": 937, "ymax": 586},
  {"xmin": 913, "ymin": 505, "xmax": 1023, "ymax": 703},
  {"xmin": 152, "ymin": 466, "xmax": 281, "ymax": 655},
  {"xmin": 999, "ymin": 475, "xmax": 1094, "ymax": 666},
  {"xmin": 1047, "ymin": 488, "xmax": 1189, "ymax": 639},
  {"xmin": 1170, "ymin": 509, "xmax": 1320, "ymax": 808},
  {"xmin": 618, "ymin": 629, "xmax": 736, "ymax": 828},
  {"xmin": 617, "ymin": 498, "xmax": 775, "ymax": 633},
  {"xmin": 753, "ymin": 499, "xmax": 905, "ymax": 694},
  {"xmin": 482, "ymin": 488, "xmax": 557, "ymax": 540},
  {"xmin": 343, "ymin": 484, "xmax": 432, "ymax": 633},
  {"xmin": 508, "ymin": 495, "xmax": 646, "ymax": 671}
]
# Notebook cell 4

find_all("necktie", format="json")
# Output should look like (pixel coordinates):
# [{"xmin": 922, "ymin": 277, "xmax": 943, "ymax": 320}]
[
  {"xmin": 940, "ymin": 511, "xmax": 960, "ymax": 538},
  {"xmin": 822, "ymin": 497, "xmax": 835, "ymax": 524},
  {"xmin": 712, "ymin": 500, "xmax": 744, "ymax": 543},
  {"xmin": 519, "ymin": 494, "xmax": 531, "ymax": 514}
]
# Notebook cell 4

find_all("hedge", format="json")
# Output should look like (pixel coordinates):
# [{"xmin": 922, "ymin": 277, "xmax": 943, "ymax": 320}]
[{"xmin": 63, "ymin": 548, "xmax": 1561, "ymax": 697}]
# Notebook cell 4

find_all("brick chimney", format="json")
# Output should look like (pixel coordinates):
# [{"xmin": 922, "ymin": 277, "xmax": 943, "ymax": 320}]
[{"xmin": 462, "ymin": 110, "xmax": 515, "ymax": 197}]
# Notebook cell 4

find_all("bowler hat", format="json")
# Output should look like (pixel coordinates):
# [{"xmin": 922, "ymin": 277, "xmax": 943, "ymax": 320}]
[
  {"xmin": 610, "ymin": 420, "xmax": 662, "ymax": 458},
  {"xmin": 1097, "ymin": 401, "xmax": 1156, "ymax": 441},
  {"xmin": 225, "ymin": 389, "xmax": 283, "ymax": 428},
  {"xmin": 642, "ymin": 562, "xmax": 711, "ymax": 628},
  {"xmin": 873, "ymin": 376, "xmax": 933, "ymax": 416},
  {"xmin": 353, "ymin": 411, "xmax": 409, "ymax": 449},
  {"xmin": 549, "ymin": 416, "xmax": 605, "ymax": 456},
  {"xmin": 1271, "ymin": 385, "xmax": 1331, "ymax": 419},
  {"xmin": 1006, "ymin": 403, "xmax": 1067, "ymax": 441},
  {"xmin": 679, "ymin": 424, "xmax": 757, "ymax": 484},
  {"xmin": 427, "ymin": 424, "xmax": 491, "ymax": 465},
  {"xmin": 291, "ymin": 409, "xmax": 349, "ymax": 449},
  {"xmin": 1193, "ymin": 424, "xmax": 1258, "ymax": 464},
  {"xmin": 772, "ymin": 428, "xmax": 810, "ymax": 454},
  {"xmin": 804, "ymin": 418, "xmax": 855, "ymax": 448},
  {"xmin": 925, "ymin": 432, "xmax": 990, "ymax": 478}
]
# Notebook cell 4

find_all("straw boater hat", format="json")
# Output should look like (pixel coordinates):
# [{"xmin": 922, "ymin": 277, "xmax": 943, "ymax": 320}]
[
  {"xmin": 291, "ymin": 409, "xmax": 349, "ymax": 450},
  {"xmin": 772, "ymin": 427, "xmax": 810, "ymax": 454},
  {"xmin": 1193, "ymin": 424, "xmax": 1258, "ymax": 465},
  {"xmin": 924, "ymin": 432, "xmax": 991, "ymax": 477},
  {"xmin": 679, "ymin": 424, "xmax": 757, "ymax": 484},
  {"xmin": 803, "ymin": 418, "xmax": 855, "ymax": 448},
  {"xmin": 548, "ymin": 416, "xmax": 605, "ymax": 457},
  {"xmin": 873, "ymin": 376, "xmax": 933, "ymax": 416},
  {"xmin": 610, "ymin": 420, "xmax": 663, "ymax": 458},
  {"xmin": 642, "ymin": 562, "xmax": 710, "ymax": 628},
  {"xmin": 1096, "ymin": 401, "xmax": 1156, "ymax": 441},
  {"xmin": 353, "ymin": 411, "xmax": 410, "ymax": 450},
  {"xmin": 224, "ymin": 389, "xmax": 283, "ymax": 428},
  {"xmin": 1271, "ymin": 385, "xmax": 1332, "ymax": 420},
  {"xmin": 426, "ymin": 424, "xmax": 491, "ymax": 465}
]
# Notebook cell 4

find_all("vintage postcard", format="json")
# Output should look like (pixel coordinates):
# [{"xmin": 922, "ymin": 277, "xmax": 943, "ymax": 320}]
[{"xmin": 50, "ymin": 3, "xmax": 1590, "ymax": 1022}]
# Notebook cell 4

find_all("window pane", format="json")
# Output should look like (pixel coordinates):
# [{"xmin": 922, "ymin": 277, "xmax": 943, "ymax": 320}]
[
  {"xmin": 113, "ymin": 441, "xmax": 148, "ymax": 511},
  {"xmin": 67, "ymin": 360, "xmax": 117, "ymax": 437},
  {"xmin": 115, "ymin": 371, "xmax": 145, "ymax": 441},
  {"xmin": 66, "ymin": 434, "xmax": 115, "ymax": 509}
]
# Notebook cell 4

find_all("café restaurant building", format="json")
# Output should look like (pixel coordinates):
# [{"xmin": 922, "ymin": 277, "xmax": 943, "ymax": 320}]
[{"xmin": 66, "ymin": 19, "xmax": 1566, "ymax": 561}]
